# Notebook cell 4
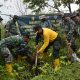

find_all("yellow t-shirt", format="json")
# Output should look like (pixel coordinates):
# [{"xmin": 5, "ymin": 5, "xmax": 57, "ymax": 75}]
[{"xmin": 39, "ymin": 28, "xmax": 58, "ymax": 53}]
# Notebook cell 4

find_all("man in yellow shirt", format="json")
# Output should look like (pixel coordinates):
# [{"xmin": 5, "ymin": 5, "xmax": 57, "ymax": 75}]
[{"xmin": 33, "ymin": 25, "xmax": 61, "ymax": 70}]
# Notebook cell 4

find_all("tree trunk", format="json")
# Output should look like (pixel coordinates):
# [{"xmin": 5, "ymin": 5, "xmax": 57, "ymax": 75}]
[
  {"xmin": 55, "ymin": 4, "xmax": 61, "ymax": 12},
  {"xmin": 67, "ymin": 3, "xmax": 72, "ymax": 13}
]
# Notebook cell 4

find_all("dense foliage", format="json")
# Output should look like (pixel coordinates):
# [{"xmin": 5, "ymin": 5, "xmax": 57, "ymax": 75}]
[{"xmin": 23, "ymin": 0, "xmax": 80, "ymax": 13}]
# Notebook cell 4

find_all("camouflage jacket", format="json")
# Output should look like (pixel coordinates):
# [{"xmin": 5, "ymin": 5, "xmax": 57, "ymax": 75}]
[
  {"xmin": 0, "ymin": 35, "xmax": 25, "ymax": 49},
  {"xmin": 5, "ymin": 20, "xmax": 18, "ymax": 37},
  {"xmin": 61, "ymin": 18, "xmax": 76, "ymax": 37},
  {"xmin": 0, "ymin": 35, "xmax": 33, "ymax": 56}
]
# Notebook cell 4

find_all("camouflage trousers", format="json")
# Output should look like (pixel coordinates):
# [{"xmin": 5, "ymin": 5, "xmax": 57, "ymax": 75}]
[
  {"xmin": 67, "ymin": 35, "xmax": 77, "ymax": 52},
  {"xmin": 1, "ymin": 47, "xmax": 13, "ymax": 64}
]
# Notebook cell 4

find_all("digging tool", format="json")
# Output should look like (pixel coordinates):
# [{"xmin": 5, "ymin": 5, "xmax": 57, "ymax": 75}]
[
  {"xmin": 32, "ymin": 45, "xmax": 42, "ymax": 76},
  {"xmin": 35, "ymin": 52, "xmax": 38, "ymax": 67},
  {"xmin": 35, "ymin": 44, "xmax": 41, "ymax": 67}
]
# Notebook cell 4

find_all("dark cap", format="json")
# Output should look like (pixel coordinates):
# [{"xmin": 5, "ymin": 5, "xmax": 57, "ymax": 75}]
[
  {"xmin": 0, "ymin": 16, "xmax": 3, "ymax": 22},
  {"xmin": 13, "ymin": 15, "xmax": 18, "ymax": 20},
  {"xmin": 33, "ymin": 24, "xmax": 42, "ymax": 31}
]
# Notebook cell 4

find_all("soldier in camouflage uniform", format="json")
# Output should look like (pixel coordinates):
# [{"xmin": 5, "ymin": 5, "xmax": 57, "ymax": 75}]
[
  {"xmin": 61, "ymin": 15, "xmax": 80, "ymax": 62},
  {"xmin": 5, "ymin": 15, "xmax": 19, "ymax": 37},
  {"xmin": 71, "ymin": 13, "xmax": 80, "ymax": 36},
  {"xmin": 77, "ymin": 13, "xmax": 80, "ymax": 36},
  {"xmin": 0, "ymin": 32, "xmax": 33, "ymax": 76},
  {"xmin": 39, "ymin": 15, "xmax": 55, "ymax": 30},
  {"xmin": 71, "ymin": 13, "xmax": 80, "ymax": 55},
  {"xmin": 61, "ymin": 16, "xmax": 76, "ymax": 37}
]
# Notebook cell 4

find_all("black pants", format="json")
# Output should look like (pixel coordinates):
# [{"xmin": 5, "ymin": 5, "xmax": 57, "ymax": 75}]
[{"xmin": 44, "ymin": 35, "xmax": 61, "ymax": 59}]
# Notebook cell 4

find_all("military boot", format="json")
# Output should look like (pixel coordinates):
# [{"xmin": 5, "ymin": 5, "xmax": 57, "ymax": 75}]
[{"xmin": 5, "ymin": 63, "xmax": 14, "ymax": 76}]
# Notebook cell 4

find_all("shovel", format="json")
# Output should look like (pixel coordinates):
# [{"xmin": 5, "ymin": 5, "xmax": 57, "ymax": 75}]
[
  {"xmin": 33, "ymin": 48, "xmax": 41, "ymax": 76},
  {"xmin": 35, "ymin": 52, "xmax": 38, "ymax": 67}
]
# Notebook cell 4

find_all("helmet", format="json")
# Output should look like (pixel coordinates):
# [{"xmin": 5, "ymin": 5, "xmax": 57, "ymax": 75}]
[{"xmin": 22, "ymin": 31, "xmax": 30, "ymax": 38}]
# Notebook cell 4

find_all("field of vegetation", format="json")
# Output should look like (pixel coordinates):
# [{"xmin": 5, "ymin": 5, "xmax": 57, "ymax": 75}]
[
  {"xmin": 0, "ymin": 55, "xmax": 80, "ymax": 80},
  {"xmin": 0, "ymin": 25, "xmax": 80, "ymax": 80}
]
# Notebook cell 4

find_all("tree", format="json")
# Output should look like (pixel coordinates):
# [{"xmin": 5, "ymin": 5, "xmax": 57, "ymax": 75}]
[
  {"xmin": 23, "ymin": 0, "xmax": 47, "ymax": 12},
  {"xmin": 47, "ymin": 0, "xmax": 61, "ymax": 12},
  {"xmin": 15, "ymin": 0, "xmax": 28, "ymax": 15},
  {"xmin": 61, "ymin": 0, "xmax": 75, "ymax": 13},
  {"xmin": 23, "ymin": 0, "xmax": 79, "ymax": 13},
  {"xmin": 23, "ymin": 0, "xmax": 62, "ymax": 13}
]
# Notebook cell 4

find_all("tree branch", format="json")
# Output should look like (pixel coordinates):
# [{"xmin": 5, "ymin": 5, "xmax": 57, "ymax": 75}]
[{"xmin": 46, "ymin": 3, "xmax": 61, "ymax": 12}]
